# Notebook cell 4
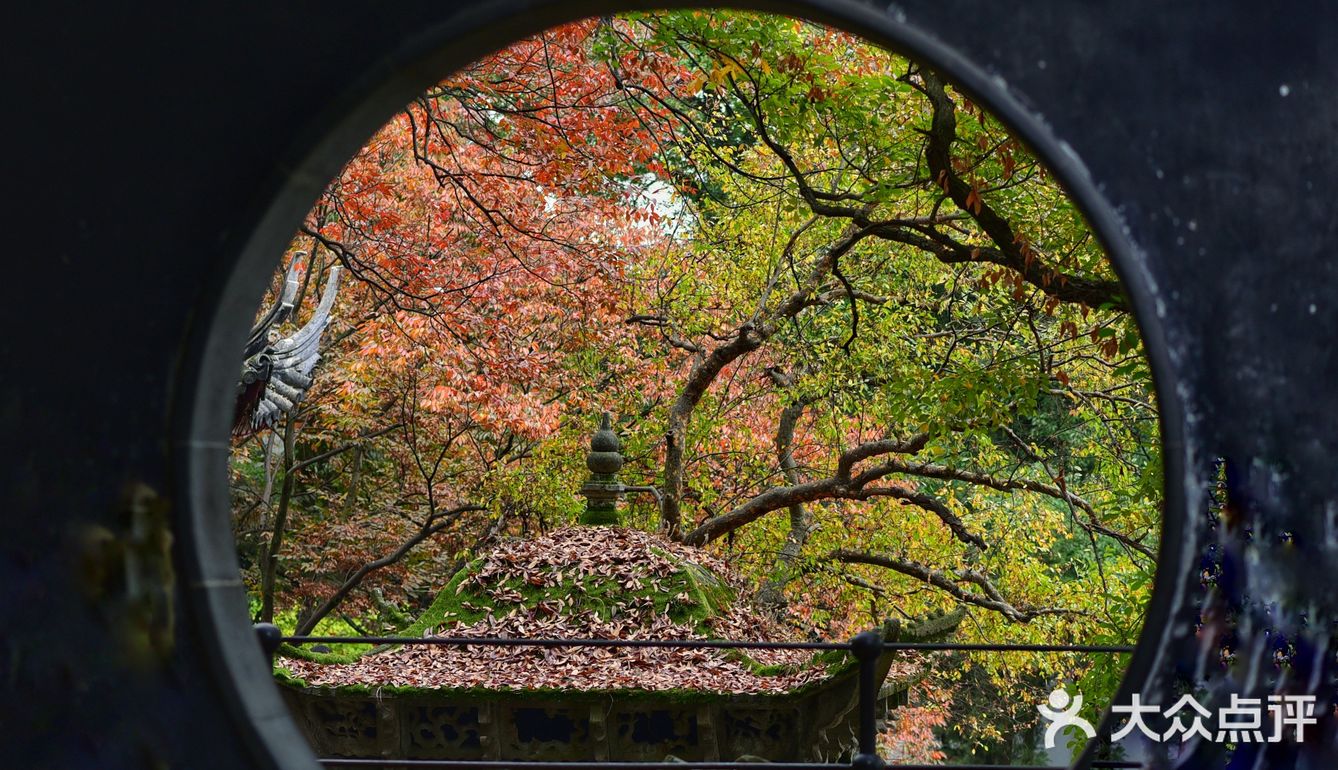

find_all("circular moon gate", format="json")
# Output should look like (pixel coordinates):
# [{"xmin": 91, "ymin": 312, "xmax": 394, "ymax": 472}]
[{"xmin": 3, "ymin": 3, "xmax": 1336, "ymax": 770}]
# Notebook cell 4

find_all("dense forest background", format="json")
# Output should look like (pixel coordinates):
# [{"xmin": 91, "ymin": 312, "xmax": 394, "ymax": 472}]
[{"xmin": 230, "ymin": 11, "xmax": 1161, "ymax": 763}]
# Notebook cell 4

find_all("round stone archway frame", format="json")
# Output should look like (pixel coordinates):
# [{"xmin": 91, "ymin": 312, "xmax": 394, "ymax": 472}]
[
  {"xmin": 181, "ymin": 4, "xmax": 1184, "ymax": 769},
  {"xmin": 11, "ymin": 2, "xmax": 1334, "ymax": 770}
]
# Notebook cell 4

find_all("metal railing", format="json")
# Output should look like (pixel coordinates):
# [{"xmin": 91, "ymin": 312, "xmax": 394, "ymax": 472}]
[{"xmin": 257, "ymin": 625, "xmax": 1139, "ymax": 770}]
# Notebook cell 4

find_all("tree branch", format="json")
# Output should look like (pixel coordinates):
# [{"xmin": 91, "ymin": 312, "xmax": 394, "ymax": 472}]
[
  {"xmin": 869, "ymin": 456, "xmax": 1156, "ymax": 560},
  {"xmin": 829, "ymin": 549, "xmax": 1074, "ymax": 623},
  {"xmin": 681, "ymin": 431, "xmax": 994, "ymax": 549},
  {"xmin": 916, "ymin": 70, "xmax": 1126, "ymax": 311},
  {"xmin": 292, "ymin": 503, "xmax": 487, "ymax": 636},
  {"xmin": 288, "ymin": 422, "xmax": 405, "ymax": 474}
]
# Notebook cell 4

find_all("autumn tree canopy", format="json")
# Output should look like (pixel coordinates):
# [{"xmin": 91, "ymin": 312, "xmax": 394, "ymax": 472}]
[{"xmin": 230, "ymin": 11, "xmax": 1160, "ymax": 761}]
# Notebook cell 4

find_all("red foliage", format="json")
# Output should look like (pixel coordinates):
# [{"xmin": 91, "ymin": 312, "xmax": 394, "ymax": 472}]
[{"xmin": 881, "ymin": 678, "xmax": 953, "ymax": 763}]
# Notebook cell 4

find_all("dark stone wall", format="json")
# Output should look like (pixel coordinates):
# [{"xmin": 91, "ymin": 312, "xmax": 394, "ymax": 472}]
[{"xmin": 3, "ymin": 2, "xmax": 1337, "ymax": 768}]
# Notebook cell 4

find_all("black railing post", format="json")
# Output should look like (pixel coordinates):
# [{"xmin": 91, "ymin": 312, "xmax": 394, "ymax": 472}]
[
  {"xmin": 847, "ymin": 630, "xmax": 884, "ymax": 770},
  {"xmin": 255, "ymin": 622, "xmax": 283, "ymax": 662}
]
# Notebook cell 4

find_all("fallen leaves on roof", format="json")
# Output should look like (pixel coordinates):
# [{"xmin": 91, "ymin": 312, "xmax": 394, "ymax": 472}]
[{"xmin": 282, "ymin": 526, "xmax": 919, "ymax": 694}]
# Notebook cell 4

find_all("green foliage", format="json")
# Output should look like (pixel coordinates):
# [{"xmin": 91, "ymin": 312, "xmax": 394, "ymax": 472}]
[
  {"xmin": 250, "ymin": 596, "xmax": 377, "ymax": 663},
  {"xmin": 236, "ymin": 9, "xmax": 1163, "ymax": 759}
]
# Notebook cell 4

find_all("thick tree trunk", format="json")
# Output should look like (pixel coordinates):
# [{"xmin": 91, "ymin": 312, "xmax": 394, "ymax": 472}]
[
  {"xmin": 260, "ymin": 432, "xmax": 278, "ymax": 511},
  {"xmin": 658, "ymin": 222, "xmax": 867, "ymax": 539},
  {"xmin": 660, "ymin": 326, "xmax": 765, "ymax": 539},
  {"xmin": 259, "ymin": 416, "xmax": 297, "ymax": 624}
]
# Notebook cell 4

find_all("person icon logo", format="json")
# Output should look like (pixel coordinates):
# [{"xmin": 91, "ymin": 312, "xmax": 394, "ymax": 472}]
[{"xmin": 1037, "ymin": 688, "xmax": 1096, "ymax": 749}]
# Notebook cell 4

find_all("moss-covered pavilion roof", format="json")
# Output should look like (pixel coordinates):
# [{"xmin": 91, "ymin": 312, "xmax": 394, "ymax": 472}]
[{"xmin": 279, "ymin": 526, "xmax": 924, "ymax": 694}]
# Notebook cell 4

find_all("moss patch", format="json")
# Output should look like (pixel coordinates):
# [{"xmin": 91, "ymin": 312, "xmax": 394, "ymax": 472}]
[
  {"xmin": 309, "ymin": 543, "xmax": 741, "ymax": 667},
  {"xmin": 399, "ymin": 557, "xmax": 488, "ymax": 637}
]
